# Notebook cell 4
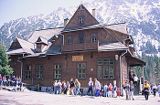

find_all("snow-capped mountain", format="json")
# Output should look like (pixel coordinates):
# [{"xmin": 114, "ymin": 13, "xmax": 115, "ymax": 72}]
[{"xmin": 0, "ymin": 0, "xmax": 160, "ymax": 56}]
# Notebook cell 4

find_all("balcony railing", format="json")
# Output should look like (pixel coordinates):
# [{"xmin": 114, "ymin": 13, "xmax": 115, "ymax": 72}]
[{"xmin": 62, "ymin": 42, "xmax": 98, "ymax": 52}]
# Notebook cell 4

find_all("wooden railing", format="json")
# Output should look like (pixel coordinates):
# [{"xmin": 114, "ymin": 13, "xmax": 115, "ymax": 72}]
[{"xmin": 62, "ymin": 42, "xmax": 98, "ymax": 52}]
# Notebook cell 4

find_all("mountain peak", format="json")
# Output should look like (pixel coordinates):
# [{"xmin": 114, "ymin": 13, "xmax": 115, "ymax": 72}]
[{"xmin": 0, "ymin": 0, "xmax": 160, "ymax": 56}]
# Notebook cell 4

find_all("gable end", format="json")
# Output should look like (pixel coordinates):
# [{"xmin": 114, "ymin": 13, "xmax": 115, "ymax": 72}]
[{"xmin": 63, "ymin": 4, "xmax": 99, "ymax": 31}]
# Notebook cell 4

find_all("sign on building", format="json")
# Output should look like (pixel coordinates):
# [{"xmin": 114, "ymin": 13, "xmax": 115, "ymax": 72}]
[{"xmin": 72, "ymin": 55, "xmax": 83, "ymax": 61}]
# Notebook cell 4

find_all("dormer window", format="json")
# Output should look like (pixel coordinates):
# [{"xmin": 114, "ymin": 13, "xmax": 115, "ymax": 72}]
[
  {"xmin": 79, "ymin": 16, "xmax": 85, "ymax": 25},
  {"xmin": 36, "ymin": 43, "xmax": 42, "ymax": 53},
  {"xmin": 35, "ymin": 37, "xmax": 48, "ymax": 53}
]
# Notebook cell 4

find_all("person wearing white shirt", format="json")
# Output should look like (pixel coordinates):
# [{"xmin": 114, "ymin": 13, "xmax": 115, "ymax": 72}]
[
  {"xmin": 87, "ymin": 77, "xmax": 94, "ymax": 96},
  {"xmin": 94, "ymin": 78, "xmax": 101, "ymax": 96},
  {"xmin": 57, "ymin": 80, "xmax": 62, "ymax": 94},
  {"xmin": 54, "ymin": 80, "xmax": 58, "ymax": 94},
  {"xmin": 103, "ymin": 83, "xmax": 108, "ymax": 97}
]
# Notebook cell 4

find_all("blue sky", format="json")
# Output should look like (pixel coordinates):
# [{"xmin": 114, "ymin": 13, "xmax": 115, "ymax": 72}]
[{"xmin": 0, "ymin": 0, "xmax": 83, "ymax": 27}]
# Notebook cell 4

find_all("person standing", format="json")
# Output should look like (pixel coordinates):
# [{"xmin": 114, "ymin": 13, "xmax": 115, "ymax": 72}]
[
  {"xmin": 61, "ymin": 80, "xmax": 67, "ymax": 94},
  {"xmin": 18, "ymin": 77, "xmax": 22, "ymax": 91},
  {"xmin": 157, "ymin": 83, "xmax": 160, "ymax": 97},
  {"xmin": 66, "ymin": 81, "xmax": 70, "ymax": 95},
  {"xmin": 143, "ymin": 81, "xmax": 150, "ymax": 100},
  {"xmin": 87, "ymin": 77, "xmax": 94, "ymax": 96},
  {"xmin": 124, "ymin": 80, "xmax": 130, "ymax": 100},
  {"xmin": 103, "ymin": 83, "xmax": 108, "ymax": 97},
  {"xmin": 54, "ymin": 80, "xmax": 58, "ymax": 94},
  {"xmin": 94, "ymin": 78, "xmax": 101, "ymax": 97},
  {"xmin": 0, "ymin": 74, "xmax": 2, "ymax": 90},
  {"xmin": 152, "ymin": 84, "xmax": 157, "ymax": 97},
  {"xmin": 57, "ymin": 80, "xmax": 62, "ymax": 94},
  {"xmin": 14, "ymin": 77, "xmax": 19, "ymax": 91},
  {"xmin": 133, "ymin": 74, "xmax": 138, "ymax": 86},
  {"xmin": 70, "ymin": 78, "xmax": 75, "ymax": 95},
  {"xmin": 113, "ymin": 81, "xmax": 117, "ymax": 98},
  {"xmin": 75, "ymin": 79, "xmax": 81, "ymax": 95},
  {"xmin": 129, "ymin": 81, "xmax": 134, "ymax": 100},
  {"xmin": 108, "ymin": 83, "xmax": 113, "ymax": 97}
]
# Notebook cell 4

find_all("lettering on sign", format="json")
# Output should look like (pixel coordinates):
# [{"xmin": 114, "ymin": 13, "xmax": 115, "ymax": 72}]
[{"xmin": 72, "ymin": 55, "xmax": 83, "ymax": 61}]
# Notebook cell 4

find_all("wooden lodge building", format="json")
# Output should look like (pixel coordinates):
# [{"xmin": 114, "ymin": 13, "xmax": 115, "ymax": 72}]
[{"xmin": 7, "ymin": 5, "xmax": 145, "ymax": 89}]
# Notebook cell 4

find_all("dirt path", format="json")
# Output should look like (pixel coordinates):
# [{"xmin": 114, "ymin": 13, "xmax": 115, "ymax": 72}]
[{"xmin": 0, "ymin": 90, "xmax": 159, "ymax": 105}]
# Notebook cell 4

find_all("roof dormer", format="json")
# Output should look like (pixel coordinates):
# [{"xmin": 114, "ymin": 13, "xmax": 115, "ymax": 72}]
[{"xmin": 35, "ymin": 36, "xmax": 48, "ymax": 53}]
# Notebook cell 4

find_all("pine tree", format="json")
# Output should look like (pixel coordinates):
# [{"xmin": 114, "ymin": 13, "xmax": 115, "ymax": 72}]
[
  {"xmin": 141, "ymin": 53, "xmax": 160, "ymax": 84},
  {"xmin": 0, "ymin": 44, "xmax": 13, "ymax": 76},
  {"xmin": 153, "ymin": 56, "xmax": 160, "ymax": 84}
]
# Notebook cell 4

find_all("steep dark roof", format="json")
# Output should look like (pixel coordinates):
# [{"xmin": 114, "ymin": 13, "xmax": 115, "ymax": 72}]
[
  {"xmin": 62, "ymin": 23, "xmax": 128, "ymax": 36},
  {"xmin": 28, "ymin": 27, "xmax": 63, "ymax": 43},
  {"xmin": 7, "ymin": 37, "xmax": 34, "ymax": 55},
  {"xmin": 46, "ymin": 44, "xmax": 61, "ymax": 55}
]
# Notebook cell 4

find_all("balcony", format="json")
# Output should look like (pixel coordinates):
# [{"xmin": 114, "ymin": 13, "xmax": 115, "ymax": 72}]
[{"xmin": 62, "ymin": 42, "xmax": 98, "ymax": 52}]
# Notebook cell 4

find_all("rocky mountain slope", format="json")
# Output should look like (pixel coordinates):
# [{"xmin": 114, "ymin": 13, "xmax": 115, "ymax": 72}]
[{"xmin": 0, "ymin": 0, "xmax": 160, "ymax": 56}]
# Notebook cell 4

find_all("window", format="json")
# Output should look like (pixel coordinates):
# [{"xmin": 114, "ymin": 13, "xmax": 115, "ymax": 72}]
[
  {"xmin": 36, "ymin": 44, "xmax": 42, "ymax": 52},
  {"xmin": 79, "ymin": 16, "xmax": 85, "ymax": 25},
  {"xmin": 97, "ymin": 58, "xmax": 114, "ymax": 79},
  {"xmin": 78, "ymin": 32, "xmax": 84, "ymax": 43},
  {"xmin": 66, "ymin": 35, "xmax": 72, "ymax": 44},
  {"xmin": 91, "ymin": 33, "xmax": 97, "ymax": 43},
  {"xmin": 54, "ymin": 64, "xmax": 62, "ymax": 80},
  {"xmin": 35, "ymin": 64, "xmax": 44, "ymax": 80},
  {"xmin": 23, "ymin": 65, "xmax": 32, "ymax": 80},
  {"xmin": 77, "ymin": 63, "xmax": 86, "ymax": 79}
]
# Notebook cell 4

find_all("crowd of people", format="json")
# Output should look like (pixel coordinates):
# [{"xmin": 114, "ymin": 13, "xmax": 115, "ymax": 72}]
[
  {"xmin": 1, "ymin": 73, "xmax": 160, "ymax": 101},
  {"xmin": 123, "ymin": 80, "xmax": 160, "ymax": 100},
  {"xmin": 51, "ymin": 77, "xmax": 160, "ymax": 101},
  {"xmin": 0, "ymin": 74, "xmax": 23, "ymax": 91},
  {"xmin": 52, "ymin": 77, "xmax": 121, "ymax": 98},
  {"xmin": 142, "ymin": 81, "xmax": 160, "ymax": 100},
  {"xmin": 122, "ymin": 80, "xmax": 135, "ymax": 100},
  {"xmin": 52, "ymin": 77, "xmax": 119, "ymax": 97}
]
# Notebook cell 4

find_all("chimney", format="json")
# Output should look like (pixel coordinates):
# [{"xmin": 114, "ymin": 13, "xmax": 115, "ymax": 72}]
[
  {"xmin": 92, "ymin": 9, "xmax": 96, "ymax": 17},
  {"xmin": 64, "ymin": 18, "xmax": 69, "ymax": 26}
]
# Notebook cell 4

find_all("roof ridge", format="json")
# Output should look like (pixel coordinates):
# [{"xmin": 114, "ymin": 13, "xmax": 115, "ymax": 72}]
[
  {"xmin": 35, "ymin": 27, "xmax": 64, "ymax": 31},
  {"xmin": 101, "ymin": 22, "xmax": 126, "ymax": 27}
]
